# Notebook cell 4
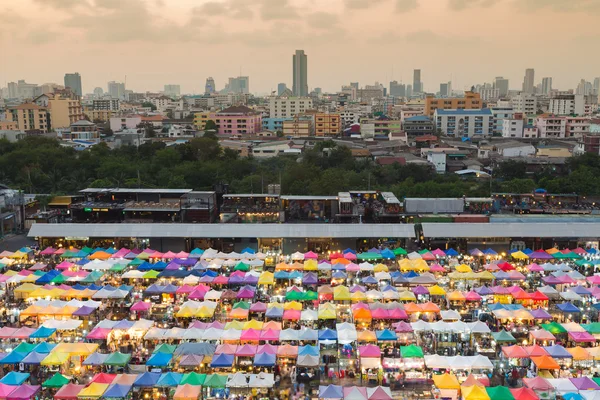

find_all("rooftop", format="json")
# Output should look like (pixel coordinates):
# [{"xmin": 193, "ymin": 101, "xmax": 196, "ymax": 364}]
[
  {"xmin": 405, "ymin": 116, "xmax": 432, "ymax": 122},
  {"xmin": 80, "ymin": 188, "xmax": 193, "ymax": 194},
  {"xmin": 434, "ymin": 108, "xmax": 492, "ymax": 116},
  {"xmin": 217, "ymin": 105, "xmax": 257, "ymax": 115}
]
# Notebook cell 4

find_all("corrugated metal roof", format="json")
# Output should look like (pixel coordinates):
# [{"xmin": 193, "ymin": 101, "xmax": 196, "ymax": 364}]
[
  {"xmin": 28, "ymin": 223, "xmax": 416, "ymax": 238},
  {"xmin": 422, "ymin": 222, "xmax": 600, "ymax": 238}
]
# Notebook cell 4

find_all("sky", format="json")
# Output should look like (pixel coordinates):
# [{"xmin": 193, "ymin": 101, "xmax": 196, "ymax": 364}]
[{"xmin": 1, "ymin": 0, "xmax": 599, "ymax": 95}]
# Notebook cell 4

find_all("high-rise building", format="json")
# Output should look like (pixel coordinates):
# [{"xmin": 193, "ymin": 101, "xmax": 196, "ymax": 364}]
[
  {"xmin": 223, "ymin": 77, "xmax": 249, "ymax": 94},
  {"xmin": 413, "ymin": 69, "xmax": 422, "ymax": 93},
  {"xmin": 494, "ymin": 77, "xmax": 509, "ymax": 97},
  {"xmin": 164, "ymin": 84, "xmax": 181, "ymax": 97},
  {"xmin": 439, "ymin": 83, "xmax": 449, "ymax": 97},
  {"xmin": 406, "ymin": 85, "xmax": 413, "ymax": 98},
  {"xmin": 7, "ymin": 82, "xmax": 17, "ymax": 98},
  {"xmin": 292, "ymin": 50, "xmax": 308, "ymax": 97},
  {"xmin": 389, "ymin": 81, "xmax": 406, "ymax": 97},
  {"xmin": 522, "ymin": 68, "xmax": 535, "ymax": 94},
  {"xmin": 350, "ymin": 82, "xmax": 359, "ymax": 90},
  {"xmin": 541, "ymin": 77, "xmax": 553, "ymax": 95},
  {"xmin": 576, "ymin": 79, "xmax": 593, "ymax": 96},
  {"xmin": 594, "ymin": 78, "xmax": 600, "ymax": 96},
  {"xmin": 107, "ymin": 81, "xmax": 126, "ymax": 100},
  {"xmin": 277, "ymin": 83, "xmax": 287, "ymax": 96},
  {"xmin": 205, "ymin": 77, "xmax": 216, "ymax": 95},
  {"xmin": 64, "ymin": 73, "xmax": 82, "ymax": 97}
]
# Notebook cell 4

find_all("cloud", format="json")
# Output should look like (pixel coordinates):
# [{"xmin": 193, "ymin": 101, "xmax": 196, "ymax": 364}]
[
  {"xmin": 305, "ymin": 12, "xmax": 340, "ymax": 29},
  {"xmin": 515, "ymin": 0, "xmax": 600, "ymax": 12},
  {"xmin": 192, "ymin": 0, "xmax": 254, "ymax": 19},
  {"xmin": 448, "ymin": 0, "xmax": 498, "ymax": 10},
  {"xmin": 396, "ymin": 0, "xmax": 419, "ymax": 12},
  {"xmin": 259, "ymin": 0, "xmax": 299, "ymax": 20},
  {"xmin": 31, "ymin": 0, "xmax": 89, "ymax": 9},
  {"xmin": 343, "ymin": 0, "xmax": 389, "ymax": 9},
  {"xmin": 196, "ymin": 1, "xmax": 229, "ymax": 16}
]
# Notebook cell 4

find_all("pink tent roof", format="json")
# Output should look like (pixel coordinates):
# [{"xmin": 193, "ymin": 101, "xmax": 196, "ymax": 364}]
[
  {"xmin": 110, "ymin": 248, "xmax": 130, "ymax": 258},
  {"xmin": 304, "ymin": 251, "xmax": 318, "ymax": 259},
  {"xmin": 277, "ymin": 344, "xmax": 298, "ymax": 357},
  {"xmin": 187, "ymin": 289, "xmax": 207, "ymax": 300},
  {"xmin": 213, "ymin": 275, "xmax": 229, "ymax": 284},
  {"xmin": 371, "ymin": 308, "xmax": 390, "ymax": 319},
  {"xmin": 12, "ymin": 327, "xmax": 35, "ymax": 339},
  {"xmin": 54, "ymin": 384, "xmax": 85, "ymax": 400},
  {"xmin": 392, "ymin": 321, "xmax": 413, "ymax": 332},
  {"xmin": 568, "ymin": 331, "xmax": 596, "ymax": 342},
  {"xmin": 345, "ymin": 263, "xmax": 359, "ymax": 271},
  {"xmin": 464, "ymin": 291, "xmax": 482, "ymax": 301},
  {"xmin": 235, "ymin": 344, "xmax": 257, "ymax": 357},
  {"xmin": 421, "ymin": 252, "xmax": 436, "ymax": 261},
  {"xmin": 388, "ymin": 309, "xmax": 408, "ymax": 320},
  {"xmin": 367, "ymin": 386, "xmax": 392, "ymax": 400},
  {"xmin": 162, "ymin": 251, "xmax": 177, "ymax": 259},
  {"xmin": 257, "ymin": 344, "xmax": 278, "ymax": 354},
  {"xmin": 250, "ymin": 302, "xmax": 267, "ymax": 312},
  {"xmin": 56, "ymin": 261, "xmax": 74, "ymax": 270},
  {"xmin": 0, "ymin": 327, "xmax": 17, "ymax": 338},
  {"xmin": 431, "ymin": 249, "xmax": 446, "ymax": 257},
  {"xmin": 587, "ymin": 276, "xmax": 600, "ymax": 285},
  {"xmin": 215, "ymin": 344, "xmax": 238, "ymax": 354},
  {"xmin": 484, "ymin": 264, "xmax": 500, "ymax": 271},
  {"xmin": 527, "ymin": 263, "xmax": 544, "ymax": 272},
  {"xmin": 54, "ymin": 248, "xmax": 67, "ymax": 255},
  {"xmin": 344, "ymin": 253, "xmax": 357, "ymax": 260},
  {"xmin": 87, "ymin": 328, "xmax": 112, "ymax": 339},
  {"xmin": 523, "ymin": 377, "xmax": 553, "ymax": 391},
  {"xmin": 7, "ymin": 385, "xmax": 40, "ymax": 400},
  {"xmin": 40, "ymin": 247, "xmax": 56, "ymax": 255},
  {"xmin": 491, "ymin": 286, "xmax": 510, "ymax": 295},
  {"xmin": 260, "ymin": 329, "xmax": 280, "ymax": 341},
  {"xmin": 0, "ymin": 384, "xmax": 16, "ymax": 397},
  {"xmin": 429, "ymin": 264, "xmax": 446, "ymax": 272},
  {"xmin": 17, "ymin": 270, "xmax": 32, "ymax": 276},
  {"xmin": 283, "ymin": 309, "xmax": 301, "ymax": 320},
  {"xmin": 240, "ymin": 329, "xmax": 261, "ymax": 341},
  {"xmin": 176, "ymin": 284, "xmax": 195, "ymax": 294},
  {"xmin": 176, "ymin": 251, "xmax": 189, "ymax": 258},
  {"xmin": 557, "ymin": 275, "xmax": 575, "ymax": 284},
  {"xmin": 131, "ymin": 301, "xmax": 152, "ymax": 311},
  {"xmin": 358, "ymin": 345, "xmax": 381, "ymax": 357}
]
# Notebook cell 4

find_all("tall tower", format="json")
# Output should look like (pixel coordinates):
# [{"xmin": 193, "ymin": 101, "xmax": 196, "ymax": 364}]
[
  {"xmin": 522, "ymin": 68, "xmax": 535, "ymax": 94},
  {"xmin": 541, "ymin": 77, "xmax": 553, "ymax": 95},
  {"xmin": 205, "ymin": 77, "xmax": 215, "ymax": 95},
  {"xmin": 413, "ymin": 69, "xmax": 422, "ymax": 93},
  {"xmin": 64, "ymin": 73, "xmax": 82, "ymax": 97},
  {"xmin": 293, "ymin": 50, "xmax": 308, "ymax": 96}
]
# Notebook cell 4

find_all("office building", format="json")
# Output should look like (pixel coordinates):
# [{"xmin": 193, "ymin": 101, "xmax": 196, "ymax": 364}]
[
  {"xmin": 223, "ymin": 77, "xmax": 249, "ymax": 94},
  {"xmin": 522, "ymin": 68, "xmax": 535, "ymax": 94},
  {"xmin": 402, "ymin": 116, "xmax": 435, "ymax": 136},
  {"xmin": 494, "ymin": 77, "xmax": 509, "ymax": 97},
  {"xmin": 424, "ymin": 91, "xmax": 482, "ymax": 117},
  {"xmin": 107, "ymin": 81, "xmax": 126, "ymax": 100},
  {"xmin": 389, "ymin": 81, "xmax": 406, "ymax": 97},
  {"xmin": 541, "ymin": 77, "xmax": 553, "ymax": 95},
  {"xmin": 292, "ymin": 50, "xmax": 308, "ymax": 97},
  {"xmin": 511, "ymin": 93, "xmax": 537, "ymax": 115},
  {"xmin": 205, "ymin": 77, "xmax": 216, "ymax": 95},
  {"xmin": 594, "ymin": 78, "xmax": 600, "ymax": 96},
  {"xmin": 64, "ymin": 73, "xmax": 82, "ymax": 97},
  {"xmin": 164, "ymin": 84, "xmax": 181, "ymax": 97},
  {"xmin": 576, "ymin": 79, "xmax": 593, "ymax": 96},
  {"xmin": 406, "ymin": 85, "xmax": 413, "ymax": 98},
  {"xmin": 434, "ymin": 108, "xmax": 494, "ymax": 137},
  {"xmin": 439, "ymin": 83, "xmax": 449, "ymax": 97},
  {"xmin": 358, "ymin": 83, "xmax": 385, "ymax": 102},
  {"xmin": 277, "ymin": 83, "xmax": 288, "ymax": 96},
  {"xmin": 93, "ymin": 87, "xmax": 104, "ymax": 98},
  {"xmin": 413, "ymin": 69, "xmax": 422, "ymax": 93},
  {"xmin": 269, "ymin": 97, "xmax": 313, "ymax": 119}
]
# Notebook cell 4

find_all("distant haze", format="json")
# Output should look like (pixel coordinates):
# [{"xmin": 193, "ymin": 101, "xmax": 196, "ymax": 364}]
[{"xmin": 1, "ymin": 0, "xmax": 599, "ymax": 94}]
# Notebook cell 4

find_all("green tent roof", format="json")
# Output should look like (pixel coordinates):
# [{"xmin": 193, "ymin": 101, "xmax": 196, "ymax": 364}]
[
  {"xmin": 109, "ymin": 263, "xmax": 127, "ymax": 272},
  {"xmin": 286, "ymin": 291, "xmax": 303, "ymax": 301},
  {"xmin": 234, "ymin": 262, "xmax": 249, "ymax": 271},
  {"xmin": 583, "ymin": 322, "xmax": 600, "ymax": 334},
  {"xmin": 51, "ymin": 274, "xmax": 68, "ymax": 284},
  {"xmin": 203, "ymin": 374, "xmax": 227, "ymax": 388},
  {"xmin": 180, "ymin": 372, "xmax": 207, "ymax": 386},
  {"xmin": 541, "ymin": 321, "xmax": 567, "ymax": 334},
  {"xmin": 393, "ymin": 248, "xmax": 407, "ymax": 256},
  {"xmin": 303, "ymin": 291, "xmax": 318, "ymax": 301},
  {"xmin": 104, "ymin": 351, "xmax": 132, "ymax": 366},
  {"xmin": 128, "ymin": 258, "xmax": 144, "ymax": 266},
  {"xmin": 594, "ymin": 377, "xmax": 600, "ymax": 388},
  {"xmin": 357, "ymin": 252, "xmax": 382, "ymax": 260},
  {"xmin": 400, "ymin": 345, "xmax": 424, "ymax": 358},
  {"xmin": 492, "ymin": 330, "xmax": 516, "ymax": 342},
  {"xmin": 233, "ymin": 301, "xmax": 250, "ymax": 310},
  {"xmin": 81, "ymin": 247, "xmax": 94, "ymax": 254},
  {"xmin": 14, "ymin": 342, "xmax": 36, "ymax": 353},
  {"xmin": 42, "ymin": 373, "xmax": 70, "ymax": 388},
  {"xmin": 81, "ymin": 270, "xmax": 104, "ymax": 283},
  {"xmin": 486, "ymin": 386, "xmax": 515, "ymax": 400},
  {"xmin": 142, "ymin": 270, "xmax": 160, "ymax": 279},
  {"xmin": 153, "ymin": 344, "xmax": 177, "ymax": 354}
]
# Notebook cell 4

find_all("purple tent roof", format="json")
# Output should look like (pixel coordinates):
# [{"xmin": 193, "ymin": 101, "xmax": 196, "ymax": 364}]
[
  {"xmin": 570, "ymin": 377, "xmax": 600, "ymax": 390},
  {"xmin": 530, "ymin": 309, "xmax": 552, "ymax": 319},
  {"xmin": 350, "ymin": 285, "xmax": 366, "ymax": 293},
  {"xmin": 237, "ymin": 288, "xmax": 256, "ymax": 299},
  {"xmin": 243, "ymin": 275, "xmax": 259, "ymax": 284},
  {"xmin": 302, "ymin": 273, "xmax": 318, "ymax": 285},
  {"xmin": 229, "ymin": 275, "xmax": 244, "ymax": 284},
  {"xmin": 542, "ymin": 276, "xmax": 562, "ymax": 285},
  {"xmin": 173, "ymin": 258, "xmax": 196, "ymax": 266},
  {"xmin": 73, "ymin": 306, "xmax": 96, "ymax": 316},
  {"xmin": 529, "ymin": 251, "xmax": 554, "ymax": 259},
  {"xmin": 475, "ymin": 286, "xmax": 494, "ymax": 295},
  {"xmin": 412, "ymin": 285, "xmax": 429, "ymax": 295}
]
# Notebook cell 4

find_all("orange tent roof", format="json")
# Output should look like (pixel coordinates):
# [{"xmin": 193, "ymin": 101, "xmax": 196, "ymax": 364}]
[
  {"xmin": 357, "ymin": 330, "xmax": 377, "ymax": 342},
  {"xmin": 333, "ymin": 258, "xmax": 350, "ymax": 265},
  {"xmin": 353, "ymin": 308, "xmax": 372, "ymax": 320},
  {"xmin": 531, "ymin": 355, "xmax": 560, "ymax": 369},
  {"xmin": 567, "ymin": 346, "xmax": 591, "ymax": 360},
  {"xmin": 403, "ymin": 303, "xmax": 423, "ymax": 313},
  {"xmin": 421, "ymin": 302, "xmax": 440, "ymax": 313},
  {"xmin": 502, "ymin": 345, "xmax": 528, "ymax": 358}
]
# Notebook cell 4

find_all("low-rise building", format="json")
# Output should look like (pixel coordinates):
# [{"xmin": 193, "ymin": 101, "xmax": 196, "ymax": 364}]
[
  {"xmin": 193, "ymin": 112, "xmax": 212, "ymax": 130},
  {"xmin": 213, "ymin": 105, "xmax": 262, "ymax": 135},
  {"xmin": 85, "ymin": 108, "xmax": 114, "ymax": 123},
  {"xmin": 269, "ymin": 97, "xmax": 313, "ymax": 118},
  {"xmin": 493, "ymin": 141, "xmax": 536, "ymax": 157},
  {"xmin": 282, "ymin": 117, "xmax": 312, "ymax": 137},
  {"xmin": 110, "ymin": 115, "xmax": 142, "ymax": 132},
  {"xmin": 402, "ymin": 115, "xmax": 435, "ymax": 136},
  {"xmin": 262, "ymin": 118, "xmax": 289, "ymax": 132},
  {"xmin": 425, "ymin": 91, "xmax": 482, "ymax": 117},
  {"xmin": 523, "ymin": 125, "xmax": 538, "ymax": 138},
  {"xmin": 252, "ymin": 141, "xmax": 303, "ymax": 158},
  {"xmin": 59, "ymin": 120, "xmax": 99, "ymax": 141},
  {"xmin": 314, "ymin": 113, "xmax": 341, "ymax": 137},
  {"xmin": 359, "ymin": 117, "xmax": 403, "ymax": 139},
  {"xmin": 434, "ymin": 108, "xmax": 494, "ymax": 137},
  {"xmin": 565, "ymin": 116, "xmax": 591, "ymax": 138},
  {"xmin": 8, "ymin": 103, "xmax": 50, "ymax": 133}
]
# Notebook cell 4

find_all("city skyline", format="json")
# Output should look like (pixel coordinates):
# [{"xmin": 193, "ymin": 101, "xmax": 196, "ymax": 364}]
[{"xmin": 1, "ymin": 0, "xmax": 600, "ymax": 94}]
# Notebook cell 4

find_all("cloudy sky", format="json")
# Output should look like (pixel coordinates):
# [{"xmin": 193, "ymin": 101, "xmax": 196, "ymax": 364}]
[{"xmin": 1, "ymin": 0, "xmax": 599, "ymax": 95}]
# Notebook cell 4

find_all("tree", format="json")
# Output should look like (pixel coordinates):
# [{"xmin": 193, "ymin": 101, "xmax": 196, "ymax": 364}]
[
  {"xmin": 204, "ymin": 120, "xmax": 218, "ymax": 131},
  {"xmin": 276, "ymin": 130, "xmax": 283, "ymax": 138},
  {"xmin": 142, "ymin": 102, "xmax": 157, "ymax": 111}
]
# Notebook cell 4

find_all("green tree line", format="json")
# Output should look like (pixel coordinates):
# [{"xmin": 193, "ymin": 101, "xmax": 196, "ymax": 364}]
[{"xmin": 0, "ymin": 136, "xmax": 598, "ymax": 198}]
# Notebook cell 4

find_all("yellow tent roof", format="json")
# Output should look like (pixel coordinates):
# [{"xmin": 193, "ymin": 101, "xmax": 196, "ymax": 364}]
[
  {"xmin": 176, "ymin": 306, "xmax": 196, "ymax": 318},
  {"xmin": 333, "ymin": 285, "xmax": 351, "ymax": 301},
  {"xmin": 29, "ymin": 288, "xmax": 51, "ymax": 298},
  {"xmin": 357, "ymin": 330, "xmax": 377, "ymax": 341},
  {"xmin": 258, "ymin": 271, "xmax": 274, "ymax": 285},
  {"xmin": 398, "ymin": 290, "xmax": 417, "ymax": 301},
  {"xmin": 456, "ymin": 264, "xmax": 472, "ymax": 273},
  {"xmin": 275, "ymin": 263, "xmax": 290, "ymax": 271},
  {"xmin": 10, "ymin": 251, "xmax": 27, "ymax": 259},
  {"xmin": 318, "ymin": 303, "xmax": 336, "ymax": 319},
  {"xmin": 284, "ymin": 301, "xmax": 302, "ymax": 310},
  {"xmin": 20, "ymin": 305, "xmax": 45, "ymax": 316},
  {"xmin": 77, "ymin": 383, "xmax": 109, "ymax": 398},
  {"xmin": 243, "ymin": 319, "xmax": 264, "ymax": 330},
  {"xmin": 303, "ymin": 260, "xmax": 318, "ymax": 270},
  {"xmin": 429, "ymin": 285, "xmax": 446, "ymax": 295},
  {"xmin": 462, "ymin": 385, "xmax": 490, "ymax": 400},
  {"xmin": 351, "ymin": 292, "xmax": 368, "ymax": 302},
  {"xmin": 53, "ymin": 343, "xmax": 98, "ymax": 356},
  {"xmin": 433, "ymin": 373, "xmax": 460, "ymax": 389},
  {"xmin": 196, "ymin": 306, "xmax": 214, "ymax": 318},
  {"xmin": 14, "ymin": 283, "xmax": 40, "ymax": 293},
  {"xmin": 511, "ymin": 251, "xmax": 529, "ymax": 260},
  {"xmin": 373, "ymin": 264, "xmax": 388, "ymax": 272},
  {"xmin": 225, "ymin": 320, "xmax": 245, "ymax": 330},
  {"xmin": 3, "ymin": 270, "xmax": 17, "ymax": 277},
  {"xmin": 476, "ymin": 271, "xmax": 496, "ymax": 280},
  {"xmin": 41, "ymin": 352, "xmax": 70, "ymax": 366}
]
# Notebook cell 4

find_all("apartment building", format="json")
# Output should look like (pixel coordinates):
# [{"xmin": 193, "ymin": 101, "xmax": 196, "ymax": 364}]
[
  {"xmin": 536, "ymin": 115, "xmax": 567, "ymax": 138},
  {"xmin": 212, "ymin": 105, "xmax": 262, "ymax": 135},
  {"xmin": 269, "ymin": 97, "xmax": 313, "ymax": 118},
  {"xmin": 434, "ymin": 109, "xmax": 494, "ymax": 137},
  {"xmin": 511, "ymin": 93, "xmax": 537, "ymax": 115},
  {"xmin": 425, "ymin": 91, "xmax": 482, "ymax": 117},
  {"xmin": 314, "ymin": 113, "xmax": 341, "ymax": 137},
  {"xmin": 8, "ymin": 103, "xmax": 50, "ymax": 133},
  {"xmin": 93, "ymin": 99, "xmax": 120, "ymax": 111},
  {"xmin": 282, "ymin": 117, "xmax": 312, "ymax": 137}
]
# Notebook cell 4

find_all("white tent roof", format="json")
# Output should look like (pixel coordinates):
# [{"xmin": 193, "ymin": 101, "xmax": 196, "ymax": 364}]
[
  {"xmin": 202, "ymin": 328, "xmax": 224, "ymax": 340},
  {"xmin": 144, "ymin": 328, "xmax": 167, "ymax": 340},
  {"xmin": 221, "ymin": 329, "xmax": 242, "ymax": 341},
  {"xmin": 441, "ymin": 310, "xmax": 462, "ymax": 321},
  {"xmin": 424, "ymin": 354, "xmax": 449, "ymax": 369},
  {"xmin": 546, "ymin": 378, "xmax": 578, "ymax": 394},
  {"xmin": 297, "ymin": 355, "xmax": 319, "ymax": 366},
  {"xmin": 466, "ymin": 321, "xmax": 491, "ymax": 333},
  {"xmin": 226, "ymin": 372, "xmax": 249, "ymax": 388},
  {"xmin": 42, "ymin": 319, "xmax": 83, "ymax": 330},
  {"xmin": 301, "ymin": 309, "xmax": 318, "ymax": 321},
  {"xmin": 248, "ymin": 373, "xmax": 274, "ymax": 388},
  {"xmin": 279, "ymin": 329, "xmax": 300, "ymax": 341}
]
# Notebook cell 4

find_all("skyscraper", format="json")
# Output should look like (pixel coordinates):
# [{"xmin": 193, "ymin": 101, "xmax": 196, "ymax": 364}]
[
  {"xmin": 494, "ymin": 77, "xmax": 509, "ymax": 97},
  {"xmin": 541, "ymin": 77, "xmax": 553, "ymax": 95},
  {"xmin": 164, "ymin": 84, "xmax": 181, "ymax": 97},
  {"xmin": 413, "ymin": 69, "xmax": 422, "ymax": 93},
  {"xmin": 107, "ymin": 81, "xmax": 125, "ymax": 99},
  {"xmin": 223, "ymin": 77, "xmax": 249, "ymax": 94},
  {"xmin": 594, "ymin": 78, "xmax": 600, "ymax": 96},
  {"xmin": 64, "ymin": 73, "xmax": 82, "ymax": 97},
  {"xmin": 389, "ymin": 81, "xmax": 406, "ymax": 97},
  {"xmin": 205, "ymin": 77, "xmax": 216, "ymax": 95},
  {"xmin": 522, "ymin": 68, "xmax": 535, "ymax": 94},
  {"xmin": 277, "ymin": 83, "xmax": 287, "ymax": 96},
  {"xmin": 439, "ymin": 83, "xmax": 449, "ymax": 97},
  {"xmin": 292, "ymin": 50, "xmax": 308, "ymax": 96},
  {"xmin": 406, "ymin": 85, "xmax": 413, "ymax": 98}
]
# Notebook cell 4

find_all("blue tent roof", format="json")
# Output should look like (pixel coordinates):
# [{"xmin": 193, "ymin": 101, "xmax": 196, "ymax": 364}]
[
  {"xmin": 319, "ymin": 385, "xmax": 343, "ymax": 399},
  {"xmin": 156, "ymin": 372, "xmax": 183, "ymax": 387},
  {"xmin": 563, "ymin": 393, "xmax": 585, "ymax": 400},
  {"xmin": 32, "ymin": 342, "xmax": 56, "ymax": 353},
  {"xmin": 0, "ymin": 371, "xmax": 30, "ymax": 385},
  {"xmin": 483, "ymin": 248, "xmax": 497, "ymax": 255},
  {"xmin": 210, "ymin": 353, "xmax": 234, "ymax": 368},
  {"xmin": 380, "ymin": 249, "xmax": 395, "ymax": 259},
  {"xmin": 376, "ymin": 329, "xmax": 398, "ymax": 341},
  {"xmin": 265, "ymin": 307, "xmax": 284, "ymax": 318},
  {"xmin": 22, "ymin": 351, "xmax": 48, "ymax": 365},
  {"xmin": 274, "ymin": 271, "xmax": 290, "ymax": 279},
  {"xmin": 253, "ymin": 353, "xmax": 275, "ymax": 366},
  {"xmin": 318, "ymin": 328, "xmax": 338, "ymax": 340},
  {"xmin": 133, "ymin": 372, "xmax": 161, "ymax": 387},
  {"xmin": 202, "ymin": 270, "xmax": 218, "ymax": 277},
  {"xmin": 523, "ymin": 248, "xmax": 533, "ymax": 255},
  {"xmin": 332, "ymin": 271, "xmax": 347, "ymax": 279},
  {"xmin": 544, "ymin": 344, "xmax": 573, "ymax": 358},
  {"xmin": 72, "ymin": 284, "xmax": 87, "ymax": 290},
  {"xmin": 88, "ymin": 284, "xmax": 103, "ymax": 290},
  {"xmin": 158, "ymin": 270, "xmax": 190, "ymax": 278},
  {"xmin": 0, "ymin": 351, "xmax": 27, "ymax": 364},
  {"xmin": 137, "ymin": 262, "xmax": 156, "ymax": 271},
  {"xmin": 403, "ymin": 271, "xmax": 419, "ymax": 278},
  {"xmin": 288, "ymin": 271, "xmax": 302, "ymax": 279},
  {"xmin": 103, "ymin": 384, "xmax": 132, "ymax": 398},
  {"xmin": 30, "ymin": 326, "xmax": 57, "ymax": 339},
  {"xmin": 146, "ymin": 352, "xmax": 173, "ymax": 367},
  {"xmin": 298, "ymin": 345, "xmax": 319, "ymax": 356},
  {"xmin": 588, "ymin": 248, "xmax": 597, "ymax": 254},
  {"xmin": 361, "ymin": 276, "xmax": 378, "ymax": 284},
  {"xmin": 557, "ymin": 302, "xmax": 581, "ymax": 313},
  {"xmin": 190, "ymin": 248, "xmax": 204, "ymax": 255},
  {"xmin": 342, "ymin": 248, "xmax": 356, "ymax": 254},
  {"xmin": 241, "ymin": 247, "xmax": 255, "ymax": 254},
  {"xmin": 445, "ymin": 248, "xmax": 459, "ymax": 256},
  {"xmin": 35, "ymin": 270, "xmax": 60, "ymax": 284},
  {"xmin": 83, "ymin": 352, "xmax": 109, "ymax": 366}
]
